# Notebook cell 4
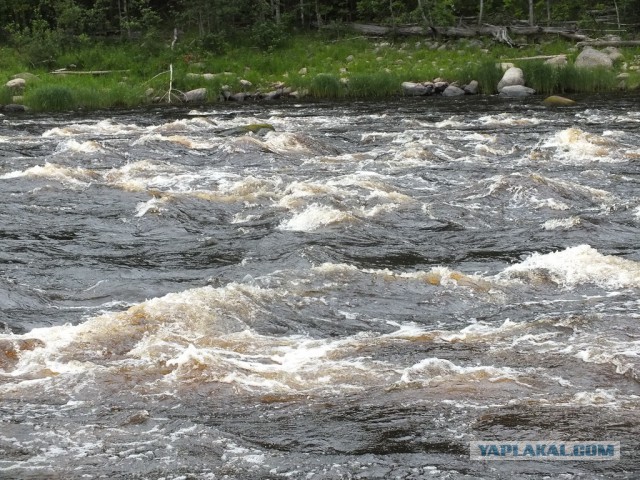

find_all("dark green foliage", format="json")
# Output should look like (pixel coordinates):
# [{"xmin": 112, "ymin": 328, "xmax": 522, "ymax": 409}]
[
  {"xmin": 250, "ymin": 22, "xmax": 289, "ymax": 51},
  {"xmin": 0, "ymin": 87, "xmax": 11, "ymax": 104}
]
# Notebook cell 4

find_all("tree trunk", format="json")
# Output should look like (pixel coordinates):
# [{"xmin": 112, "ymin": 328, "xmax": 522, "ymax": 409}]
[
  {"xmin": 528, "ymin": 0, "xmax": 534, "ymax": 27},
  {"xmin": 416, "ymin": 0, "xmax": 428, "ymax": 24},
  {"xmin": 315, "ymin": 0, "xmax": 322, "ymax": 26},
  {"xmin": 478, "ymin": 0, "xmax": 484, "ymax": 27},
  {"xmin": 300, "ymin": 0, "xmax": 304, "ymax": 26}
]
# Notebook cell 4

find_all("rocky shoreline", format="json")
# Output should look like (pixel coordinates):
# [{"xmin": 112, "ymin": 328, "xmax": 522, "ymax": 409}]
[{"xmin": 1, "ymin": 45, "xmax": 637, "ymax": 113}]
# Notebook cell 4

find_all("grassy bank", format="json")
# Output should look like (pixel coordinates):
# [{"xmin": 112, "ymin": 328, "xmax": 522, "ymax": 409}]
[{"xmin": 1, "ymin": 33, "xmax": 640, "ymax": 112}]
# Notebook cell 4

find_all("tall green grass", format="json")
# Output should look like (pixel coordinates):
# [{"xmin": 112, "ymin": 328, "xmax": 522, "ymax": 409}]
[
  {"xmin": 25, "ymin": 85, "xmax": 75, "ymax": 111},
  {"xmin": 2, "ymin": 34, "xmax": 638, "ymax": 112},
  {"xmin": 525, "ymin": 62, "xmax": 618, "ymax": 94},
  {"xmin": 308, "ymin": 73, "xmax": 344, "ymax": 98},
  {"xmin": 347, "ymin": 72, "xmax": 401, "ymax": 97},
  {"xmin": 0, "ymin": 87, "xmax": 12, "ymax": 104},
  {"xmin": 458, "ymin": 60, "xmax": 503, "ymax": 94}
]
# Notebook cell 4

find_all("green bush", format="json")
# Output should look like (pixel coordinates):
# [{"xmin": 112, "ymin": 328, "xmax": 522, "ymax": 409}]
[{"xmin": 250, "ymin": 22, "xmax": 289, "ymax": 51}]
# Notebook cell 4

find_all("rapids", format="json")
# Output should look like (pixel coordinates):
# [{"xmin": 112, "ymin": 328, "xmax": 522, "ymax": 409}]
[{"xmin": 1, "ymin": 94, "xmax": 639, "ymax": 478}]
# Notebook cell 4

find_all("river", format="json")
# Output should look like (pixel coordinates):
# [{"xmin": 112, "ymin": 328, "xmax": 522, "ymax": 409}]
[{"xmin": 1, "ymin": 94, "xmax": 639, "ymax": 479}]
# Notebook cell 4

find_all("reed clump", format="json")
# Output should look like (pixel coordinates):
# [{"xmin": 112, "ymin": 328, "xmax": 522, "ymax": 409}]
[
  {"xmin": 308, "ymin": 73, "xmax": 344, "ymax": 98},
  {"xmin": 347, "ymin": 72, "xmax": 401, "ymax": 98},
  {"xmin": 25, "ymin": 85, "xmax": 75, "ymax": 111},
  {"xmin": 0, "ymin": 87, "xmax": 12, "ymax": 105}
]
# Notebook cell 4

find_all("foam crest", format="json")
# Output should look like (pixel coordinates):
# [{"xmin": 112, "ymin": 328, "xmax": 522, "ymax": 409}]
[
  {"xmin": 543, "ymin": 127, "xmax": 622, "ymax": 163},
  {"xmin": 55, "ymin": 139, "xmax": 105, "ymax": 154},
  {"xmin": 0, "ymin": 162, "xmax": 95, "ymax": 186},
  {"xmin": 132, "ymin": 134, "xmax": 214, "ymax": 149},
  {"xmin": 400, "ymin": 357, "xmax": 529, "ymax": 386},
  {"xmin": 542, "ymin": 216, "xmax": 581, "ymax": 230},
  {"xmin": 500, "ymin": 245, "xmax": 640, "ymax": 289},
  {"xmin": 42, "ymin": 120, "xmax": 141, "ymax": 137},
  {"xmin": 278, "ymin": 204, "xmax": 355, "ymax": 232}
]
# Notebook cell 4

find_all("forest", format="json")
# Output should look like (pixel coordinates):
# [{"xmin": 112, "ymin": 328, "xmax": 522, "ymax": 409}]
[{"xmin": 1, "ymin": 0, "xmax": 639, "ymax": 48}]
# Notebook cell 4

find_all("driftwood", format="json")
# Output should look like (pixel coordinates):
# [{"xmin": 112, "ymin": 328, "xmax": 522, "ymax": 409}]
[
  {"xmin": 504, "ymin": 54, "xmax": 566, "ymax": 61},
  {"xmin": 328, "ymin": 23, "xmax": 591, "ymax": 43},
  {"xmin": 50, "ymin": 69, "xmax": 129, "ymax": 75}
]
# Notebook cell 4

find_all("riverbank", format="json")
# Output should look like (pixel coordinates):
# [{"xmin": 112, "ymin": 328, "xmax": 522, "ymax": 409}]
[{"xmin": 1, "ymin": 33, "xmax": 640, "ymax": 112}]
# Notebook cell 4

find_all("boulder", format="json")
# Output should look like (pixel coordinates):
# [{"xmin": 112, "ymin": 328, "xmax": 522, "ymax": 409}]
[
  {"xmin": 545, "ymin": 55, "xmax": 568, "ymax": 68},
  {"xmin": 602, "ymin": 46, "xmax": 623, "ymax": 63},
  {"xmin": 433, "ymin": 81, "xmax": 449, "ymax": 93},
  {"xmin": 542, "ymin": 95, "xmax": 575, "ymax": 106},
  {"xmin": 497, "ymin": 67, "xmax": 524, "ymax": 92},
  {"xmin": 442, "ymin": 85, "xmax": 465, "ymax": 97},
  {"xmin": 239, "ymin": 79, "xmax": 252, "ymax": 88},
  {"xmin": 5, "ymin": 78, "xmax": 26, "ymax": 91},
  {"xmin": 183, "ymin": 88, "xmax": 208, "ymax": 103},
  {"xmin": 11, "ymin": 72, "xmax": 39, "ymax": 81},
  {"xmin": 575, "ymin": 47, "xmax": 613, "ymax": 69},
  {"xmin": 463, "ymin": 80, "xmax": 479, "ymax": 95},
  {"xmin": 298, "ymin": 67, "xmax": 308, "ymax": 75},
  {"xmin": 402, "ymin": 82, "xmax": 429, "ymax": 96},
  {"xmin": 499, "ymin": 85, "xmax": 535, "ymax": 97}
]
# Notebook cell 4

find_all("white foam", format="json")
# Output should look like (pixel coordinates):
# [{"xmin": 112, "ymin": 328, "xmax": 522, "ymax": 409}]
[
  {"xmin": 400, "ymin": 357, "xmax": 528, "ymax": 386},
  {"xmin": 500, "ymin": 245, "xmax": 640, "ymax": 289},
  {"xmin": 55, "ymin": 139, "xmax": 105, "ymax": 153},
  {"xmin": 542, "ymin": 216, "xmax": 581, "ymax": 230},
  {"xmin": 542, "ymin": 127, "xmax": 623, "ymax": 163},
  {"xmin": 278, "ymin": 204, "xmax": 354, "ymax": 232}
]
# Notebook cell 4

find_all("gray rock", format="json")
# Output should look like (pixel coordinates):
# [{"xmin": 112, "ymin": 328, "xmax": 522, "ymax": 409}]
[
  {"xmin": 3, "ymin": 104, "xmax": 27, "ymax": 112},
  {"xmin": 183, "ymin": 88, "xmax": 208, "ymax": 103},
  {"xmin": 442, "ymin": 85, "xmax": 465, "ymax": 97},
  {"xmin": 402, "ymin": 82, "xmax": 429, "ymax": 96},
  {"xmin": 262, "ymin": 90, "xmax": 281, "ymax": 100},
  {"xmin": 230, "ymin": 92, "xmax": 248, "ymax": 102},
  {"xmin": 575, "ymin": 47, "xmax": 613, "ymax": 69},
  {"xmin": 463, "ymin": 80, "xmax": 479, "ymax": 95},
  {"xmin": 603, "ymin": 46, "xmax": 623, "ymax": 63},
  {"xmin": 433, "ymin": 81, "xmax": 449, "ymax": 93},
  {"xmin": 497, "ymin": 67, "xmax": 525, "ymax": 91},
  {"xmin": 499, "ymin": 85, "xmax": 536, "ymax": 97}
]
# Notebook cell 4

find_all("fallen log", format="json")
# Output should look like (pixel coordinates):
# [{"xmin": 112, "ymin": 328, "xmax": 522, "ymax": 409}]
[
  {"xmin": 576, "ymin": 40, "xmax": 640, "ymax": 47},
  {"xmin": 328, "ymin": 23, "xmax": 592, "ymax": 43}
]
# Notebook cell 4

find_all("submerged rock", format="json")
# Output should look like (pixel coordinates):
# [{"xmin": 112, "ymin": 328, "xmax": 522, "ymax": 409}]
[
  {"xmin": 543, "ymin": 95, "xmax": 576, "ymax": 106},
  {"xmin": 219, "ymin": 123, "xmax": 275, "ymax": 136}
]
